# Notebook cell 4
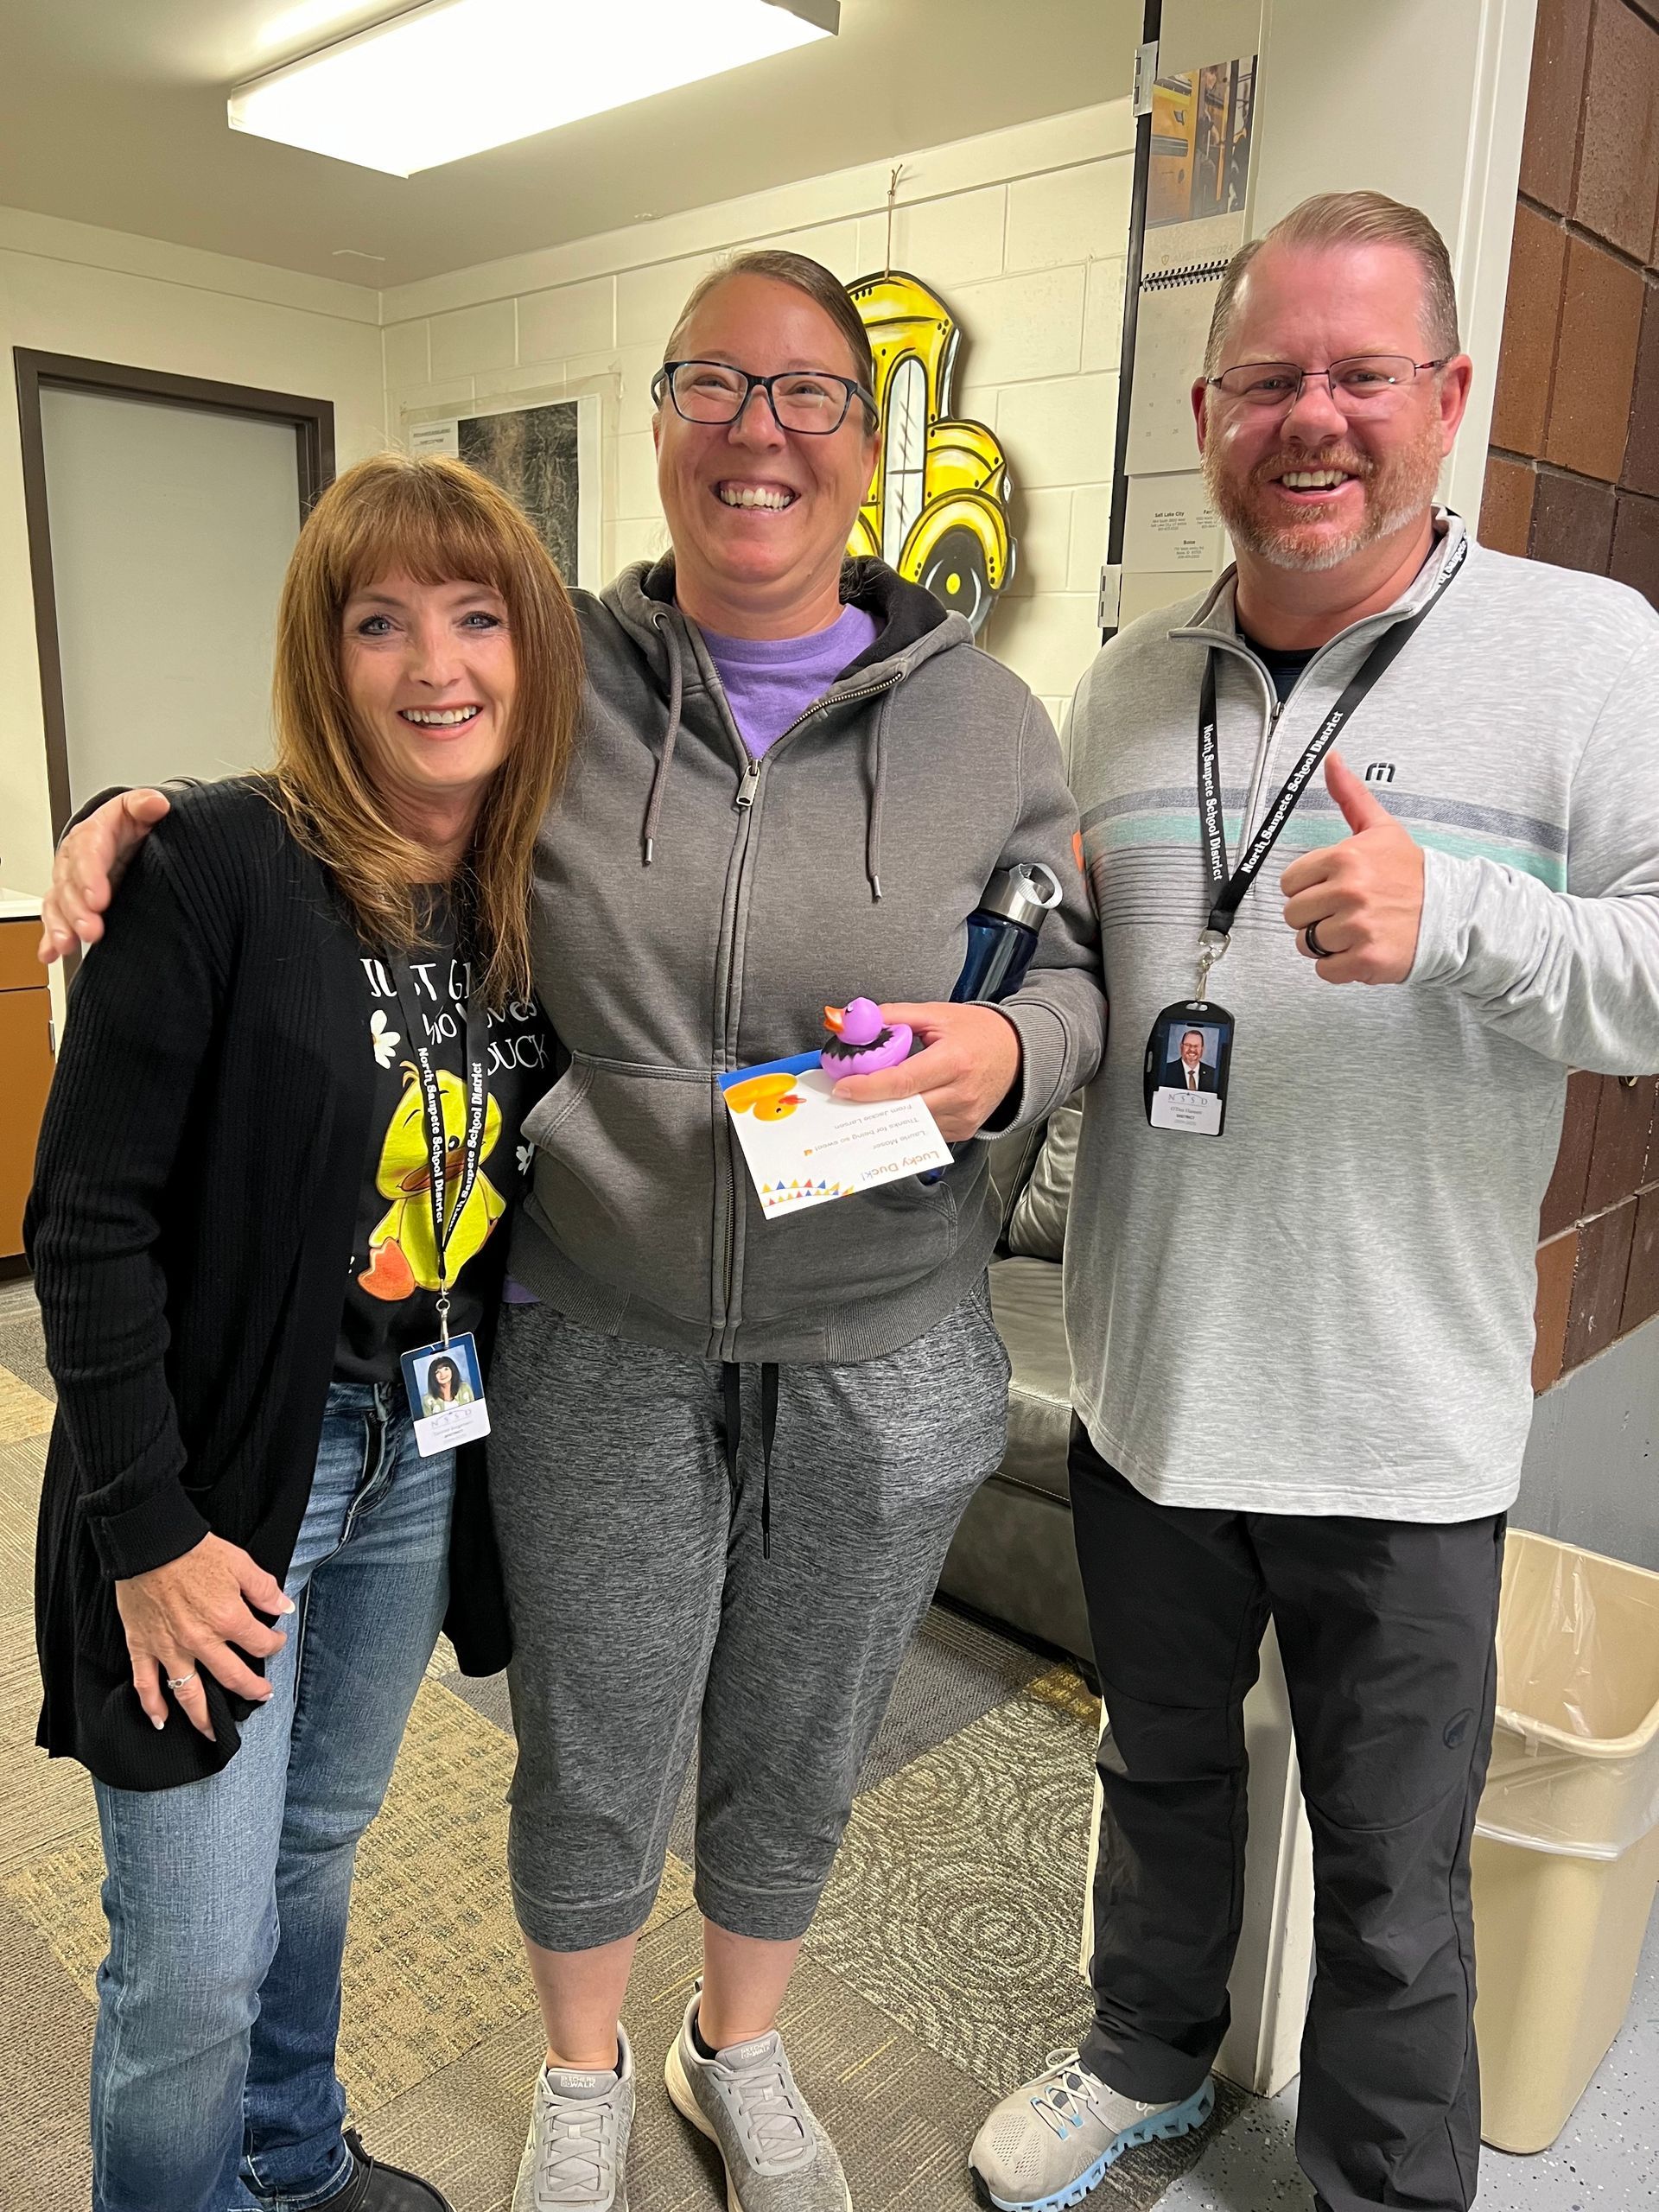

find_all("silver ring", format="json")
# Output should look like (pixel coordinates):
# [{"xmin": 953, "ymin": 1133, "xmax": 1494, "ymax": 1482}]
[
  {"xmin": 165, "ymin": 1670, "xmax": 198, "ymax": 1693},
  {"xmin": 1304, "ymin": 919, "xmax": 1334, "ymax": 959}
]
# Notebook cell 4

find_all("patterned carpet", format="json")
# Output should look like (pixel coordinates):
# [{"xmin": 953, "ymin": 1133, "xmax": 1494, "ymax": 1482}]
[{"xmin": 0, "ymin": 1295, "xmax": 1243, "ymax": 2212}]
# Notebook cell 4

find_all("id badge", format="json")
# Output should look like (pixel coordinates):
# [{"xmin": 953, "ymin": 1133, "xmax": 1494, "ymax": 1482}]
[
  {"xmin": 399, "ymin": 1332, "xmax": 490, "ymax": 1456},
  {"xmin": 1144, "ymin": 1001, "xmax": 1235, "ymax": 1137}
]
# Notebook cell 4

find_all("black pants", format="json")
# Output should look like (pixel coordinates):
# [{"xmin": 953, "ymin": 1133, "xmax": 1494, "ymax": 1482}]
[{"xmin": 1069, "ymin": 1423, "xmax": 1504, "ymax": 2212}]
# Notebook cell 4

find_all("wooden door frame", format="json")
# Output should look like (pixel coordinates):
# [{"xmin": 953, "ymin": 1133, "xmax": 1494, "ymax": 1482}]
[{"xmin": 13, "ymin": 351, "xmax": 334, "ymax": 840}]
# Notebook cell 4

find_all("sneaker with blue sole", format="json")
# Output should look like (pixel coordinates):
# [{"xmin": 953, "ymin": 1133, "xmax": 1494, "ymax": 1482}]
[{"xmin": 968, "ymin": 2050, "xmax": 1215, "ymax": 2212}]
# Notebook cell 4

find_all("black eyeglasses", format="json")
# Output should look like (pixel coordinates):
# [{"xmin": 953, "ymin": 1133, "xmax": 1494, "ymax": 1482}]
[
  {"xmin": 652, "ymin": 359, "xmax": 878, "ymax": 436},
  {"xmin": 1205, "ymin": 355, "xmax": 1450, "ymax": 410}
]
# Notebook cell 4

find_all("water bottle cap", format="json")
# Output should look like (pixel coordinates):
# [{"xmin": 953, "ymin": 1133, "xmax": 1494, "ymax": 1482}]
[{"xmin": 978, "ymin": 861, "xmax": 1064, "ymax": 928}]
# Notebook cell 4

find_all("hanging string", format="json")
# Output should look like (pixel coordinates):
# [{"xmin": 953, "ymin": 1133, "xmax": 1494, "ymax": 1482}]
[{"xmin": 885, "ymin": 164, "xmax": 908, "ymax": 276}]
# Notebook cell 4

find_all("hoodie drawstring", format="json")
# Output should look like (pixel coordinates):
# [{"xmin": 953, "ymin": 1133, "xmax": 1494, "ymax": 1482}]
[
  {"xmin": 721, "ymin": 1361, "xmax": 779, "ymax": 1559},
  {"xmin": 865, "ymin": 688, "xmax": 893, "ymax": 902},
  {"xmin": 641, "ymin": 614, "xmax": 685, "ymax": 867}
]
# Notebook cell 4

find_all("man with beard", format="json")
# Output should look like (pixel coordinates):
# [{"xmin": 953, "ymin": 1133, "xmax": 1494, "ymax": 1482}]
[{"xmin": 969, "ymin": 193, "xmax": 1659, "ymax": 2212}]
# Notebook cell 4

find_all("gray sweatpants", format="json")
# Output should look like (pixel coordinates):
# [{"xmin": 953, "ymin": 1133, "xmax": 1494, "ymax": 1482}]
[{"xmin": 487, "ymin": 1285, "xmax": 1009, "ymax": 1950}]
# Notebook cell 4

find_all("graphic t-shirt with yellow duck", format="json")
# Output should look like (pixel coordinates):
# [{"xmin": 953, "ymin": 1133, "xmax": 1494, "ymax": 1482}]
[{"xmin": 335, "ymin": 908, "xmax": 552, "ymax": 1383}]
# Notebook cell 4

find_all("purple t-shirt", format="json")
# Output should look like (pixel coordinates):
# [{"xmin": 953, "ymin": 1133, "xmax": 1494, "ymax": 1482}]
[{"xmin": 700, "ymin": 602, "xmax": 880, "ymax": 759}]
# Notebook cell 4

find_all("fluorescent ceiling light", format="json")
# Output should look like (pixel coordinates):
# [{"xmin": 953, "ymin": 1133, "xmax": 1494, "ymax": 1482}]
[{"xmin": 231, "ymin": 0, "xmax": 838, "ymax": 176}]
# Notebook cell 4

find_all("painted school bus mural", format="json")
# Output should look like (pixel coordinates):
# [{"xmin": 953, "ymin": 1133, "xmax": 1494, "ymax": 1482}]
[{"xmin": 846, "ymin": 270, "xmax": 1014, "ymax": 634}]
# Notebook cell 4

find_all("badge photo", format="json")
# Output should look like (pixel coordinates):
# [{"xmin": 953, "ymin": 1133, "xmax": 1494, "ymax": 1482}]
[
  {"xmin": 1144, "ymin": 1001, "xmax": 1235, "ymax": 1137},
  {"xmin": 400, "ymin": 1332, "xmax": 490, "ymax": 1454}
]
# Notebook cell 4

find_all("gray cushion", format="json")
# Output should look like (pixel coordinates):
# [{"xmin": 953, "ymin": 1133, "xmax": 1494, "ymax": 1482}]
[
  {"xmin": 939, "ymin": 1474, "xmax": 1093, "ymax": 1666},
  {"xmin": 1006, "ymin": 1099, "xmax": 1082, "ymax": 1262},
  {"xmin": 988, "ymin": 1256, "xmax": 1072, "ymax": 1503}
]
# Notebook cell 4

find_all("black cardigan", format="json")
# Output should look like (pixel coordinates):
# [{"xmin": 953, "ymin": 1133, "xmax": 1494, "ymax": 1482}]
[{"xmin": 29, "ymin": 778, "xmax": 512, "ymax": 1790}]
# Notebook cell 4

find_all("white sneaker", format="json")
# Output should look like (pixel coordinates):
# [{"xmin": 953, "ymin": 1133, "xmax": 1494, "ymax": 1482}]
[
  {"xmin": 969, "ymin": 2050, "xmax": 1214, "ymax": 2211},
  {"xmin": 512, "ymin": 2026, "xmax": 634, "ymax": 2211},
  {"xmin": 664, "ymin": 1993, "xmax": 851, "ymax": 2212}
]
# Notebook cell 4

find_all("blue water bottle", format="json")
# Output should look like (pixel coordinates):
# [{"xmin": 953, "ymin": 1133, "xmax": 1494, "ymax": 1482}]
[
  {"xmin": 922, "ymin": 861, "xmax": 1065, "ymax": 1181},
  {"xmin": 951, "ymin": 861, "xmax": 1065, "ymax": 1005}
]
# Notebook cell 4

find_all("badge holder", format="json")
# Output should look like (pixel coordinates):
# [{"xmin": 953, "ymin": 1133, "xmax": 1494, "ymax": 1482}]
[
  {"xmin": 401, "ymin": 1329, "xmax": 489, "ymax": 1454},
  {"xmin": 1144, "ymin": 998, "xmax": 1236, "ymax": 1135},
  {"xmin": 1144, "ymin": 923, "xmax": 1235, "ymax": 1136}
]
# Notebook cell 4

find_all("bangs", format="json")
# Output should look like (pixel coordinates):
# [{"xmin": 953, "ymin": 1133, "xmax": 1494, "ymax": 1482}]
[{"xmin": 327, "ymin": 472, "xmax": 519, "ymax": 605}]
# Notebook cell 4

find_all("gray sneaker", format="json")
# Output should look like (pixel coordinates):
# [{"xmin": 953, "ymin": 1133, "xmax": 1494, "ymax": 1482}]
[
  {"xmin": 969, "ymin": 2050, "xmax": 1214, "ymax": 2211},
  {"xmin": 664, "ymin": 1993, "xmax": 851, "ymax": 2212},
  {"xmin": 512, "ymin": 2026, "xmax": 634, "ymax": 2210}
]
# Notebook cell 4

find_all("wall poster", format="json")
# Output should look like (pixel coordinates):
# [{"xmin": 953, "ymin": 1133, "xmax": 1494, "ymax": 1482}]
[
  {"xmin": 1126, "ymin": 52, "xmax": 1259, "ymax": 489},
  {"xmin": 406, "ymin": 391, "xmax": 601, "ymax": 589},
  {"xmin": 1149, "ymin": 55, "xmax": 1255, "ymax": 230}
]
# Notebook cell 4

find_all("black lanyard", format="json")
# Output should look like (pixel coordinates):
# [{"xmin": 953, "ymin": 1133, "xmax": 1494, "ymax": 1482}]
[
  {"xmin": 392, "ymin": 958, "xmax": 487, "ymax": 1343},
  {"xmin": 1197, "ymin": 527, "xmax": 1469, "ymax": 942}
]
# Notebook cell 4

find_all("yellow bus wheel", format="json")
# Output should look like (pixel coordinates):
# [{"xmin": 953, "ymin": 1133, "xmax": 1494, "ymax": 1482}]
[{"xmin": 919, "ymin": 528, "xmax": 994, "ymax": 634}]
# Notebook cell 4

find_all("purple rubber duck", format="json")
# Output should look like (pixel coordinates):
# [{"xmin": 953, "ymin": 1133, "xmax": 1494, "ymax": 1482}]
[{"xmin": 820, "ymin": 998, "xmax": 912, "ymax": 1080}]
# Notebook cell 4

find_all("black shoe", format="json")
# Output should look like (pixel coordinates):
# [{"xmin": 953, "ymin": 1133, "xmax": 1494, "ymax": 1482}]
[{"xmin": 319, "ymin": 2129, "xmax": 456, "ymax": 2211}]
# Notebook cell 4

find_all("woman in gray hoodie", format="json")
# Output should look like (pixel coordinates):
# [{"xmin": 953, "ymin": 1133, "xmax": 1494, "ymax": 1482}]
[{"xmin": 43, "ymin": 251, "xmax": 1105, "ymax": 2212}]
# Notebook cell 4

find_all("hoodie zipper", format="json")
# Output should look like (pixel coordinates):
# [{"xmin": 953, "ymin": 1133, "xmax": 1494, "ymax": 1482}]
[
  {"xmin": 729, "ymin": 674, "xmax": 902, "ymax": 813},
  {"xmin": 713, "ymin": 670, "xmax": 905, "ymax": 1354}
]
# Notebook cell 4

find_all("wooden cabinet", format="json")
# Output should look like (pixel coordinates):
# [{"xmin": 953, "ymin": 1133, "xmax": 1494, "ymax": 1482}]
[{"xmin": 1, "ymin": 918, "xmax": 54, "ymax": 1262}]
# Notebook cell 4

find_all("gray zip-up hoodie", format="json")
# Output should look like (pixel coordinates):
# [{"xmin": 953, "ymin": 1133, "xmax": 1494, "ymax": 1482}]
[
  {"xmin": 509, "ymin": 556, "xmax": 1104, "ymax": 1363},
  {"xmin": 1065, "ymin": 514, "xmax": 1659, "ymax": 1522}
]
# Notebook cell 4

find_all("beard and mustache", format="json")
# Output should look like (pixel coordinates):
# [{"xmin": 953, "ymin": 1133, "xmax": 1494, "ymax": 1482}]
[{"xmin": 1202, "ymin": 410, "xmax": 1445, "ymax": 573}]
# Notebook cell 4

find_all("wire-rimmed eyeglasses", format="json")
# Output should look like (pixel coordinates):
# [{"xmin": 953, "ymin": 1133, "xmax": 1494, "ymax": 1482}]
[
  {"xmin": 652, "ymin": 359, "xmax": 879, "ymax": 435},
  {"xmin": 1204, "ymin": 355, "xmax": 1450, "ymax": 410}
]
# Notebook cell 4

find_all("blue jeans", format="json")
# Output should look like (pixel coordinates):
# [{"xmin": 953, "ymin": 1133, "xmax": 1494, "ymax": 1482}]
[{"xmin": 90, "ymin": 1382, "xmax": 454, "ymax": 2212}]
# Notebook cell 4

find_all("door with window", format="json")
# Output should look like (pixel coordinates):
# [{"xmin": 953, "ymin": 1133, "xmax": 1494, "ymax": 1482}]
[{"xmin": 16, "ymin": 354, "xmax": 333, "ymax": 826}]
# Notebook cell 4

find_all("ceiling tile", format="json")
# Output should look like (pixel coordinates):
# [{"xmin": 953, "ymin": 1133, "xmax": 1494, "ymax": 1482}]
[{"xmin": 0, "ymin": 1, "xmax": 1135, "ymax": 290}]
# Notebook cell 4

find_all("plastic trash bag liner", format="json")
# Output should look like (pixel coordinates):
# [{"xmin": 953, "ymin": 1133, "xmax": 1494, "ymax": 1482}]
[{"xmin": 1476, "ymin": 1531, "xmax": 1659, "ymax": 1862}]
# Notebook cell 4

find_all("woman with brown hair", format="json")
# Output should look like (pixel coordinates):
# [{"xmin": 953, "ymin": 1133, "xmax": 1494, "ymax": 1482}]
[{"xmin": 29, "ymin": 451, "xmax": 582, "ymax": 2212}]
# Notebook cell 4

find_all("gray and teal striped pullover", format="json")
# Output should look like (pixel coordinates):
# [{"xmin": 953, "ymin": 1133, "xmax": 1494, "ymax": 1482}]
[{"xmin": 1065, "ymin": 512, "xmax": 1659, "ymax": 1520}]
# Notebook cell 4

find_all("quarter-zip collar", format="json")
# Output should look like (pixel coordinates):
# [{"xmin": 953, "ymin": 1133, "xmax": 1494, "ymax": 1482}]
[
  {"xmin": 1170, "ymin": 508, "xmax": 1467, "ymax": 671},
  {"xmin": 1166, "ymin": 511, "xmax": 1468, "ymax": 846}
]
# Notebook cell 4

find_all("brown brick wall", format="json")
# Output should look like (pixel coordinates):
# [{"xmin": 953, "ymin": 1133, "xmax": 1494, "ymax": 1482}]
[{"xmin": 1480, "ymin": 0, "xmax": 1659, "ymax": 1393}]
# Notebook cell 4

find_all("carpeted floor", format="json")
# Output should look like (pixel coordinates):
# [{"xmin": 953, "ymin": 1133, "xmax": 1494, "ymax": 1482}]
[{"xmin": 0, "ymin": 1298, "xmax": 1243, "ymax": 2212}]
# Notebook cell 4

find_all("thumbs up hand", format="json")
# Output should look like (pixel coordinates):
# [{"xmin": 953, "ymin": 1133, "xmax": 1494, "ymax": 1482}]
[{"xmin": 1279, "ymin": 753, "xmax": 1424, "ymax": 984}]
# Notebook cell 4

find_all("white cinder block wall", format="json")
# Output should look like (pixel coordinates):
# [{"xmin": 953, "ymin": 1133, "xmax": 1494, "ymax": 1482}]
[{"xmin": 379, "ymin": 103, "xmax": 1135, "ymax": 732}]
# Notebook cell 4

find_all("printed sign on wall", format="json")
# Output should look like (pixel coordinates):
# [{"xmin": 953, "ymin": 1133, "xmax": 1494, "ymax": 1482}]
[
  {"xmin": 846, "ymin": 271, "xmax": 1015, "ymax": 635},
  {"xmin": 407, "ymin": 392, "xmax": 601, "ymax": 588}
]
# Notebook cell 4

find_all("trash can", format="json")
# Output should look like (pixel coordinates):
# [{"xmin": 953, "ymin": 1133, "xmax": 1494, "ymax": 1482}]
[{"xmin": 1472, "ymin": 1530, "xmax": 1659, "ymax": 2153}]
